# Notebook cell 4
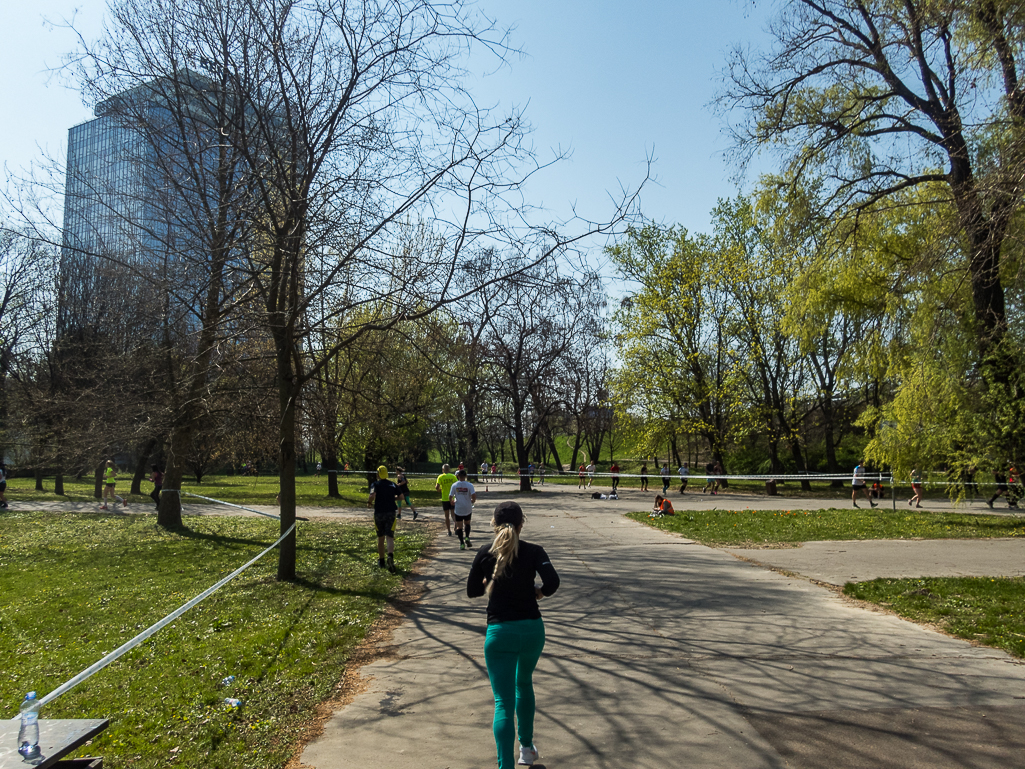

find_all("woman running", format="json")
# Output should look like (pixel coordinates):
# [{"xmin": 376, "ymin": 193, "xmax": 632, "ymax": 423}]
[
  {"xmin": 639, "ymin": 464, "xmax": 648, "ymax": 492},
  {"xmin": 467, "ymin": 501, "xmax": 560, "ymax": 768},
  {"xmin": 908, "ymin": 467, "xmax": 923, "ymax": 508},
  {"xmin": 395, "ymin": 466, "xmax": 418, "ymax": 521}
]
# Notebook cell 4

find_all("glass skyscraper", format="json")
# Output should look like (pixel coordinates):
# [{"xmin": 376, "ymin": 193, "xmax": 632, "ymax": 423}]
[{"xmin": 59, "ymin": 74, "xmax": 249, "ymax": 339}]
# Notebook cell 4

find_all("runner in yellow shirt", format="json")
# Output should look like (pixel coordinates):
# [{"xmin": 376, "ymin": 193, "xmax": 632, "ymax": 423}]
[
  {"xmin": 101, "ymin": 459, "xmax": 128, "ymax": 510},
  {"xmin": 434, "ymin": 463, "xmax": 457, "ymax": 536}
]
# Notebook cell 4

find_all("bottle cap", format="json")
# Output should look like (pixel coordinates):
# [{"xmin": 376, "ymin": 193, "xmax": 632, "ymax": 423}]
[{"xmin": 26, "ymin": 692, "xmax": 37, "ymax": 699}]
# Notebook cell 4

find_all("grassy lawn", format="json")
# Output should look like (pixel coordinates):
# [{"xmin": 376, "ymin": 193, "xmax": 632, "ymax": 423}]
[
  {"xmin": 845, "ymin": 578, "xmax": 1025, "ymax": 659},
  {"xmin": 0, "ymin": 512, "xmax": 429, "ymax": 768},
  {"xmin": 627, "ymin": 507, "xmax": 1025, "ymax": 547},
  {"xmin": 10, "ymin": 471, "xmax": 539, "ymax": 510},
  {"xmin": 6, "ymin": 472, "xmax": 447, "ymax": 508}
]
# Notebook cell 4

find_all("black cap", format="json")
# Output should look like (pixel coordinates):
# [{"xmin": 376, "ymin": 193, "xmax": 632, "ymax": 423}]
[{"xmin": 493, "ymin": 501, "xmax": 523, "ymax": 526}]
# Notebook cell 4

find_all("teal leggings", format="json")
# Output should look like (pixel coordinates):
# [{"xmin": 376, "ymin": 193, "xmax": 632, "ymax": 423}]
[{"xmin": 484, "ymin": 618, "xmax": 546, "ymax": 769}]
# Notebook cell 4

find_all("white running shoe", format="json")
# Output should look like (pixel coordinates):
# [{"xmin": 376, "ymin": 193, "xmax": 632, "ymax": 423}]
[{"xmin": 518, "ymin": 744, "xmax": 539, "ymax": 765}]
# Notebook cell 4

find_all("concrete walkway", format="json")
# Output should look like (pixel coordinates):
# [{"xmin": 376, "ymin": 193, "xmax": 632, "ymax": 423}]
[
  {"xmin": 6, "ymin": 477, "xmax": 1022, "ymax": 519},
  {"xmin": 727, "ymin": 538, "xmax": 1025, "ymax": 586},
  {"xmin": 298, "ymin": 486, "xmax": 1025, "ymax": 769}
]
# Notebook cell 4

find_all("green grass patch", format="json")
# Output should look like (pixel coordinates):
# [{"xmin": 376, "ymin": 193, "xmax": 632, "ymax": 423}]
[
  {"xmin": 627, "ymin": 508, "xmax": 1025, "ymax": 547},
  {"xmin": 844, "ymin": 577, "xmax": 1025, "ymax": 659},
  {"xmin": 11, "ymin": 471, "xmax": 536, "ymax": 509},
  {"xmin": 6, "ymin": 472, "xmax": 443, "ymax": 508},
  {"xmin": 0, "ymin": 512, "xmax": 428, "ymax": 768}
]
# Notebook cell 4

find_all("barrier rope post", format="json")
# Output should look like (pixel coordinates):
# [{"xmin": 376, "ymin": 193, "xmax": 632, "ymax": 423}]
[{"xmin": 891, "ymin": 473, "xmax": 896, "ymax": 511}]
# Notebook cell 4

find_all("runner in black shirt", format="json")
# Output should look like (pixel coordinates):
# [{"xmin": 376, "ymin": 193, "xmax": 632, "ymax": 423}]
[
  {"xmin": 368, "ymin": 465, "xmax": 399, "ymax": 573},
  {"xmin": 467, "ymin": 501, "xmax": 559, "ymax": 768}
]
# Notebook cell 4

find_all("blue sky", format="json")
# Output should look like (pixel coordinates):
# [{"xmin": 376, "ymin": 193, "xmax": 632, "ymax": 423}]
[{"xmin": 2, "ymin": 0, "xmax": 775, "ymax": 242}]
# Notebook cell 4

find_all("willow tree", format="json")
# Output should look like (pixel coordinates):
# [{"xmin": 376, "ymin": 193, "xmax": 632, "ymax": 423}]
[{"xmin": 721, "ymin": 0, "xmax": 1025, "ymax": 370}]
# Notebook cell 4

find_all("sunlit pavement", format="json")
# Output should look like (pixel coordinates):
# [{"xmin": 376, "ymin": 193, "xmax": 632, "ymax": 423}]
[{"xmin": 299, "ymin": 483, "xmax": 1025, "ymax": 769}]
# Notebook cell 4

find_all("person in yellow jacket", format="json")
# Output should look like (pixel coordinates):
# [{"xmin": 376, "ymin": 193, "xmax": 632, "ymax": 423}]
[{"xmin": 101, "ymin": 460, "xmax": 128, "ymax": 510}]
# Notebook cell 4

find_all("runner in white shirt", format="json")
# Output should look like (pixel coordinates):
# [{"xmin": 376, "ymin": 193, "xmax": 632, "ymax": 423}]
[
  {"xmin": 852, "ymin": 462, "xmax": 876, "ymax": 508},
  {"xmin": 449, "ymin": 469, "xmax": 478, "ymax": 550},
  {"xmin": 678, "ymin": 462, "xmax": 690, "ymax": 494},
  {"xmin": 480, "ymin": 461, "xmax": 489, "ymax": 492},
  {"xmin": 586, "ymin": 462, "xmax": 595, "ymax": 488}
]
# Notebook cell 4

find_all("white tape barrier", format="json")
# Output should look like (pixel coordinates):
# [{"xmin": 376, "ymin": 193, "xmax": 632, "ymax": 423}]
[
  {"xmin": 331, "ymin": 470, "xmax": 893, "ymax": 482},
  {"xmin": 175, "ymin": 489, "xmax": 281, "ymax": 519},
  {"xmin": 17, "ymin": 519, "xmax": 297, "ymax": 714}
]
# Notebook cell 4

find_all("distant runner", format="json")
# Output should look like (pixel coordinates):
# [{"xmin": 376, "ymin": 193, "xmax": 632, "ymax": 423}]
[
  {"xmin": 852, "ymin": 461, "xmax": 876, "ymax": 508},
  {"xmin": 101, "ymin": 460, "xmax": 128, "ymax": 510},
  {"xmin": 368, "ymin": 465, "xmax": 399, "ymax": 573},
  {"xmin": 449, "ymin": 469, "xmax": 477, "ymax": 551},
  {"xmin": 149, "ymin": 465, "xmax": 163, "ymax": 510},
  {"xmin": 395, "ymin": 466, "xmax": 419, "ymax": 521},
  {"xmin": 435, "ymin": 464, "xmax": 457, "ymax": 536}
]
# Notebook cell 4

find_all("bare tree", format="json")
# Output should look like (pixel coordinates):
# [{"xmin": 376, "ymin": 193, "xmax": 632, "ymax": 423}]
[
  {"xmin": 482, "ymin": 264, "xmax": 604, "ymax": 491},
  {"xmin": 57, "ymin": 0, "xmax": 641, "ymax": 579}
]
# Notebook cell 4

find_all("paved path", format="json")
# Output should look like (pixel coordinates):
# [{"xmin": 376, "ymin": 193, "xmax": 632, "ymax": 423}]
[
  {"xmin": 9, "ymin": 482, "xmax": 1021, "ymax": 518},
  {"xmin": 298, "ymin": 486, "xmax": 1025, "ymax": 769},
  {"xmin": 727, "ymin": 538, "xmax": 1025, "ymax": 586}
]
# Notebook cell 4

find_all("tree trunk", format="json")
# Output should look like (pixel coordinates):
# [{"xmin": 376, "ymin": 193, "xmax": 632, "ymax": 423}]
[
  {"xmin": 712, "ymin": 446, "xmax": 729, "ymax": 490},
  {"xmin": 464, "ymin": 382, "xmax": 481, "ymax": 473},
  {"xmin": 545, "ymin": 431, "xmax": 563, "ymax": 473},
  {"xmin": 515, "ymin": 435, "xmax": 532, "ymax": 492},
  {"xmin": 94, "ymin": 463, "xmax": 103, "ymax": 498},
  {"xmin": 158, "ymin": 428, "xmax": 189, "ymax": 528},
  {"xmin": 568, "ymin": 430, "xmax": 582, "ymax": 473},
  {"xmin": 325, "ymin": 450, "xmax": 340, "ymax": 497},
  {"xmin": 766, "ymin": 436, "xmax": 782, "ymax": 475},
  {"xmin": 788, "ymin": 438, "xmax": 812, "ymax": 491},
  {"xmin": 276, "ymin": 363, "xmax": 299, "ymax": 582},
  {"xmin": 132, "ymin": 438, "xmax": 157, "ymax": 495},
  {"xmin": 822, "ymin": 399, "xmax": 843, "ymax": 488},
  {"xmin": 512, "ymin": 406, "xmax": 532, "ymax": 492}
]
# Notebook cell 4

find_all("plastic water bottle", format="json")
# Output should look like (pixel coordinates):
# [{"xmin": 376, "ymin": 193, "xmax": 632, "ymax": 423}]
[
  {"xmin": 220, "ymin": 676, "xmax": 235, "ymax": 688},
  {"xmin": 17, "ymin": 691, "xmax": 40, "ymax": 759}
]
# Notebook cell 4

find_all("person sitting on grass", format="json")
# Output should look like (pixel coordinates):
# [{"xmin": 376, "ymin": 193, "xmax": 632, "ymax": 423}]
[{"xmin": 651, "ymin": 495, "xmax": 675, "ymax": 517}]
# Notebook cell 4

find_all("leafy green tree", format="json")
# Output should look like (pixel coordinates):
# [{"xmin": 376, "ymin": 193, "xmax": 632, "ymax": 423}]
[
  {"xmin": 721, "ymin": 0, "xmax": 1025, "ymax": 372},
  {"xmin": 609, "ymin": 223, "xmax": 741, "ymax": 474},
  {"xmin": 713, "ymin": 195, "xmax": 815, "ymax": 484}
]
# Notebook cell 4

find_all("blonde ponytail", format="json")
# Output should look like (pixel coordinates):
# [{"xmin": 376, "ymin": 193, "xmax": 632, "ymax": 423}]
[{"xmin": 486, "ymin": 520, "xmax": 522, "ymax": 594}]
